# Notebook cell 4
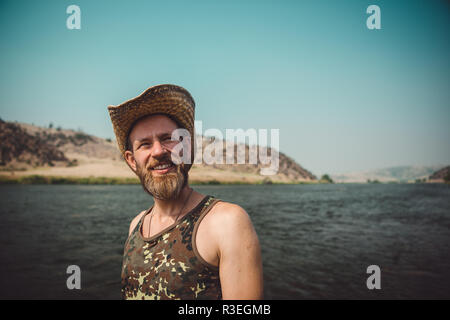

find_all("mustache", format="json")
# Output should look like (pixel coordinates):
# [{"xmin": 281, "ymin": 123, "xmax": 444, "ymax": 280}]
[
  {"xmin": 142, "ymin": 152, "xmax": 185, "ymax": 172},
  {"xmin": 145, "ymin": 156, "xmax": 176, "ymax": 171}
]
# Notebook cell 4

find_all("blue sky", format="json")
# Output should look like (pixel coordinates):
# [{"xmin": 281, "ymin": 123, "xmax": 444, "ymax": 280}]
[{"xmin": 0, "ymin": 0, "xmax": 448, "ymax": 175}]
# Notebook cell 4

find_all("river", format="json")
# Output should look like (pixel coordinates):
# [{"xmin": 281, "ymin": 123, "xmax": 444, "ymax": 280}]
[{"xmin": 0, "ymin": 183, "xmax": 449, "ymax": 299}]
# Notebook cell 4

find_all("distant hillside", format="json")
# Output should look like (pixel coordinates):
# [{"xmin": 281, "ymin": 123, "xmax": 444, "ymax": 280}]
[
  {"xmin": 331, "ymin": 165, "xmax": 445, "ymax": 183},
  {"xmin": 0, "ymin": 119, "xmax": 68, "ymax": 168},
  {"xmin": 193, "ymin": 136, "xmax": 316, "ymax": 181},
  {"xmin": 15, "ymin": 121, "xmax": 122, "ymax": 160},
  {"xmin": 429, "ymin": 166, "xmax": 450, "ymax": 183},
  {"xmin": 0, "ymin": 120, "xmax": 316, "ymax": 184}
]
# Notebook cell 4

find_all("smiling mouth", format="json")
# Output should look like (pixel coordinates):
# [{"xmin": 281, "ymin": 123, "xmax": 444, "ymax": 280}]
[{"xmin": 150, "ymin": 162, "xmax": 175, "ymax": 172}]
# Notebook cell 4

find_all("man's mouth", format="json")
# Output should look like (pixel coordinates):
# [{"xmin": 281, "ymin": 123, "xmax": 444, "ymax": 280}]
[{"xmin": 150, "ymin": 162, "xmax": 175, "ymax": 174}]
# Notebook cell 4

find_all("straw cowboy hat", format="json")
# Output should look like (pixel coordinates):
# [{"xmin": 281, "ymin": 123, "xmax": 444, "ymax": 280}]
[{"xmin": 108, "ymin": 84, "xmax": 196, "ymax": 170}]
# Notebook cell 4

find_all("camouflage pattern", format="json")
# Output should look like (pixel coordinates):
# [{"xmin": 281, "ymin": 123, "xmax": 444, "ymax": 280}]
[{"xmin": 121, "ymin": 195, "xmax": 222, "ymax": 300}]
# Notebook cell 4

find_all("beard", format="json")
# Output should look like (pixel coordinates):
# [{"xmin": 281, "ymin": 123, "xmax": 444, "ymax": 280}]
[{"xmin": 135, "ymin": 156, "xmax": 188, "ymax": 201}]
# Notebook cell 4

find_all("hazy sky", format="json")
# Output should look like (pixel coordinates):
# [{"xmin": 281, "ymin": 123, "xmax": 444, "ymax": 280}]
[{"xmin": 0, "ymin": 0, "xmax": 448, "ymax": 175}]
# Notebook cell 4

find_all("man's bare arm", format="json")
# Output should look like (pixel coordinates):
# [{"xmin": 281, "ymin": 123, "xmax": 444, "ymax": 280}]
[{"xmin": 212, "ymin": 203, "xmax": 264, "ymax": 299}]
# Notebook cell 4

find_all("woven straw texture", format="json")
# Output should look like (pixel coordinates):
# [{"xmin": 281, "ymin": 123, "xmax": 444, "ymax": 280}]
[{"xmin": 108, "ymin": 84, "xmax": 195, "ymax": 155}]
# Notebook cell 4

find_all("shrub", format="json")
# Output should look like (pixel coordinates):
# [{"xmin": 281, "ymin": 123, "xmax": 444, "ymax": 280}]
[
  {"xmin": 320, "ymin": 174, "xmax": 334, "ymax": 183},
  {"xmin": 66, "ymin": 159, "xmax": 78, "ymax": 167},
  {"xmin": 19, "ymin": 175, "xmax": 48, "ymax": 184},
  {"xmin": 444, "ymin": 171, "xmax": 450, "ymax": 183}
]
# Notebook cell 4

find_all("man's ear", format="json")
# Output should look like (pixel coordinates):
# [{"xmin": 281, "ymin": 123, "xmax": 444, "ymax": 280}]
[{"xmin": 124, "ymin": 150, "xmax": 137, "ymax": 172}]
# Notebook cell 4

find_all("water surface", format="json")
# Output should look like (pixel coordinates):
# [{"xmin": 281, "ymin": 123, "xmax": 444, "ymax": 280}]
[{"xmin": 0, "ymin": 183, "xmax": 449, "ymax": 299}]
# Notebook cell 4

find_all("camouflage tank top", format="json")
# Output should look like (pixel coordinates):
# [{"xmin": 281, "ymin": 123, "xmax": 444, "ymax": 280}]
[{"xmin": 121, "ymin": 195, "xmax": 222, "ymax": 300}]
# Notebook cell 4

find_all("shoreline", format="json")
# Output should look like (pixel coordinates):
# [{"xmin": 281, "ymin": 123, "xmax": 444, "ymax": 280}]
[
  {"xmin": 0, "ymin": 174, "xmax": 319, "ymax": 185},
  {"xmin": 0, "ymin": 175, "xmax": 446, "ymax": 185}
]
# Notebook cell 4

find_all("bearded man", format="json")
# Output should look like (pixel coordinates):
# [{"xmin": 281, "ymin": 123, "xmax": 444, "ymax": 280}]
[{"xmin": 108, "ymin": 84, "xmax": 263, "ymax": 300}]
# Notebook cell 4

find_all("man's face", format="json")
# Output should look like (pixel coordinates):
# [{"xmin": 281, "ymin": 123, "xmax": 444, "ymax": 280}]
[{"xmin": 125, "ymin": 114, "xmax": 188, "ymax": 200}]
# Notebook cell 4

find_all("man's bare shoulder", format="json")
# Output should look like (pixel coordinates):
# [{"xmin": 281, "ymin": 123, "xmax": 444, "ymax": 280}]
[
  {"xmin": 209, "ymin": 201, "xmax": 248, "ymax": 218},
  {"xmin": 205, "ymin": 201, "xmax": 256, "ymax": 236},
  {"xmin": 128, "ymin": 210, "xmax": 147, "ymax": 237}
]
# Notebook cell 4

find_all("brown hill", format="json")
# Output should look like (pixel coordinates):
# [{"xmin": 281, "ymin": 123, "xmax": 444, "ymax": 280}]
[
  {"xmin": 0, "ymin": 119, "xmax": 68, "ymax": 168},
  {"xmin": 0, "ymin": 120, "xmax": 316, "ymax": 183},
  {"xmin": 428, "ymin": 166, "xmax": 450, "ymax": 183}
]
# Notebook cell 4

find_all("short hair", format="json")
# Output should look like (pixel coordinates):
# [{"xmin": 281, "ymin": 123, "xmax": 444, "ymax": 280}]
[{"xmin": 125, "ymin": 136, "xmax": 133, "ymax": 153}]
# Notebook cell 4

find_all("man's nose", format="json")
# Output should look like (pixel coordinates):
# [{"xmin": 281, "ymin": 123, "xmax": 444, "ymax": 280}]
[{"xmin": 151, "ymin": 140, "xmax": 167, "ymax": 158}]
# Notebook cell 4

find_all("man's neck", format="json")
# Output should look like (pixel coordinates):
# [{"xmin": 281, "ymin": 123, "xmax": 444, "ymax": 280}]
[{"xmin": 152, "ymin": 185, "xmax": 194, "ymax": 219}]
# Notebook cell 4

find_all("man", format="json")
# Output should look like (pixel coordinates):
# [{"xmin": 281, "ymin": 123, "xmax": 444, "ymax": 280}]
[{"xmin": 108, "ymin": 84, "xmax": 263, "ymax": 300}]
